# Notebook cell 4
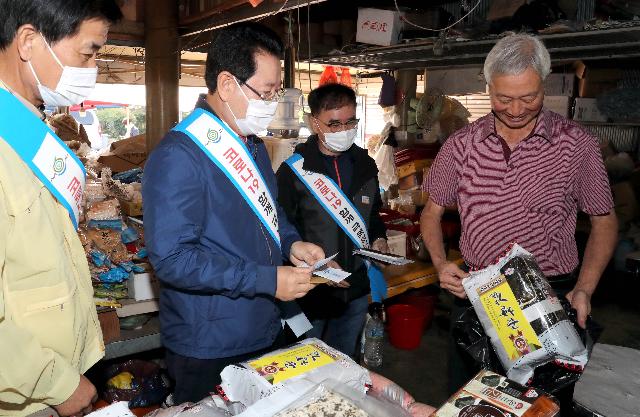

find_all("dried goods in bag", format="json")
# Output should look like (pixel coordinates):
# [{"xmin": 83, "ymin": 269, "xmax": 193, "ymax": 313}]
[
  {"xmin": 461, "ymin": 244, "xmax": 588, "ymax": 384},
  {"xmin": 219, "ymin": 338, "xmax": 371, "ymax": 409}
]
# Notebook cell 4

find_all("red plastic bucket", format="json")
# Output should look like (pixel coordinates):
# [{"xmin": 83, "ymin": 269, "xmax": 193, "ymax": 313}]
[
  {"xmin": 387, "ymin": 304, "xmax": 426, "ymax": 350},
  {"xmin": 396, "ymin": 288, "xmax": 438, "ymax": 329}
]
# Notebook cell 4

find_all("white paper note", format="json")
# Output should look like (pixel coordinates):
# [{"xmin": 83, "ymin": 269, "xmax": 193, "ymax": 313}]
[
  {"xmin": 313, "ymin": 267, "xmax": 351, "ymax": 283},
  {"xmin": 310, "ymin": 253, "xmax": 338, "ymax": 271}
]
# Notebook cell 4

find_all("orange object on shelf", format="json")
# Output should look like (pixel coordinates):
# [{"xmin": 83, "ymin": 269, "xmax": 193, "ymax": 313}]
[
  {"xmin": 340, "ymin": 68, "xmax": 352, "ymax": 87},
  {"xmin": 318, "ymin": 66, "xmax": 338, "ymax": 87}
]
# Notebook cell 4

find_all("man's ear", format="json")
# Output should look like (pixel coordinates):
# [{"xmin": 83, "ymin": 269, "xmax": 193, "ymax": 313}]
[
  {"xmin": 309, "ymin": 115, "xmax": 321, "ymax": 135},
  {"xmin": 216, "ymin": 71, "xmax": 236, "ymax": 102},
  {"xmin": 15, "ymin": 24, "xmax": 39, "ymax": 62}
]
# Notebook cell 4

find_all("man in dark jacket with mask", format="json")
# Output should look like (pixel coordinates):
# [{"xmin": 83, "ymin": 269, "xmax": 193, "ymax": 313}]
[
  {"xmin": 276, "ymin": 84, "xmax": 388, "ymax": 358},
  {"xmin": 143, "ymin": 23, "xmax": 325, "ymax": 404}
]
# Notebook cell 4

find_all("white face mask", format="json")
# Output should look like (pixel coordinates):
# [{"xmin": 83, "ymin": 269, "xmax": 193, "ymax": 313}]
[
  {"xmin": 322, "ymin": 127, "xmax": 358, "ymax": 152},
  {"xmin": 226, "ymin": 78, "xmax": 278, "ymax": 136},
  {"xmin": 28, "ymin": 35, "xmax": 98, "ymax": 107}
]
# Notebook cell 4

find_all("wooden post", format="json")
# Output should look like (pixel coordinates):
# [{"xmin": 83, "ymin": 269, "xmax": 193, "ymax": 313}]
[{"xmin": 144, "ymin": 0, "xmax": 179, "ymax": 151}]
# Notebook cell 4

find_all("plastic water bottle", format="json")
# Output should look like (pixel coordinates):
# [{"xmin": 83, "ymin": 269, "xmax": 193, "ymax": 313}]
[{"xmin": 363, "ymin": 302, "xmax": 385, "ymax": 368}]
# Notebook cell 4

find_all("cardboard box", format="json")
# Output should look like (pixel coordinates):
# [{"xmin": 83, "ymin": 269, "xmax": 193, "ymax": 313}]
[
  {"xmin": 119, "ymin": 199, "xmax": 143, "ymax": 217},
  {"xmin": 544, "ymin": 96, "xmax": 572, "ymax": 117},
  {"xmin": 99, "ymin": 134, "xmax": 147, "ymax": 173},
  {"xmin": 356, "ymin": 8, "xmax": 403, "ymax": 46},
  {"xmin": 544, "ymin": 73, "xmax": 576, "ymax": 96},
  {"xmin": 396, "ymin": 159, "xmax": 432, "ymax": 179},
  {"xmin": 97, "ymin": 308, "xmax": 120, "ymax": 344},
  {"xmin": 128, "ymin": 272, "xmax": 160, "ymax": 301},
  {"xmin": 574, "ymin": 61, "xmax": 622, "ymax": 97},
  {"xmin": 573, "ymin": 98, "xmax": 607, "ymax": 122}
]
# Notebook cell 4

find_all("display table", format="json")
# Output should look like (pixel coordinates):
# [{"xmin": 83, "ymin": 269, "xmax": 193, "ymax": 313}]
[
  {"xmin": 104, "ymin": 315, "xmax": 161, "ymax": 360},
  {"xmin": 382, "ymin": 250, "xmax": 462, "ymax": 299},
  {"xmin": 103, "ymin": 251, "xmax": 463, "ymax": 359}
]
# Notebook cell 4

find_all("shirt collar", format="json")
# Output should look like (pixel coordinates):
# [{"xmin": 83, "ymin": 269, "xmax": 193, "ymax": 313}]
[
  {"xmin": 0, "ymin": 80, "xmax": 45, "ymax": 120},
  {"xmin": 478, "ymin": 108, "xmax": 554, "ymax": 144}
]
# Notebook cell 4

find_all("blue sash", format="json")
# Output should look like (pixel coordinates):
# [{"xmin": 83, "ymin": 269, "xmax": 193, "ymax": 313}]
[
  {"xmin": 0, "ymin": 88, "xmax": 85, "ymax": 228},
  {"xmin": 173, "ymin": 108, "xmax": 280, "ymax": 247},
  {"xmin": 285, "ymin": 153, "xmax": 387, "ymax": 301}
]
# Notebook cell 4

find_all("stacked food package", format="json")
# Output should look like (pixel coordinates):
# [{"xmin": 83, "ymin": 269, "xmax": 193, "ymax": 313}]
[
  {"xmin": 80, "ymin": 167, "xmax": 147, "ymax": 308},
  {"xmin": 432, "ymin": 370, "xmax": 559, "ymax": 417}
]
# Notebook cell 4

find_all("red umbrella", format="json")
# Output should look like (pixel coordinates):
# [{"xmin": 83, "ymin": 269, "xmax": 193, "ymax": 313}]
[{"xmin": 68, "ymin": 100, "xmax": 129, "ymax": 111}]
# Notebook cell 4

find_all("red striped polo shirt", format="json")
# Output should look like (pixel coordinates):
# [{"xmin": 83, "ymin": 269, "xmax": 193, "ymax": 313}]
[{"xmin": 424, "ymin": 109, "xmax": 613, "ymax": 276}]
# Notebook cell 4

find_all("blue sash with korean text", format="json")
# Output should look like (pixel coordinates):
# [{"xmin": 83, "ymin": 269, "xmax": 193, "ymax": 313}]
[
  {"xmin": 285, "ymin": 153, "xmax": 387, "ymax": 301},
  {"xmin": 173, "ymin": 108, "xmax": 280, "ymax": 247},
  {"xmin": 0, "ymin": 88, "xmax": 85, "ymax": 228}
]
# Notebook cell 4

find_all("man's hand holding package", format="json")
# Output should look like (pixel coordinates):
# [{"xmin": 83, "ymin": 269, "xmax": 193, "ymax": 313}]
[
  {"xmin": 276, "ymin": 266, "xmax": 315, "ymax": 301},
  {"xmin": 53, "ymin": 375, "xmax": 98, "ymax": 417},
  {"xmin": 289, "ymin": 241, "xmax": 325, "ymax": 267},
  {"xmin": 566, "ymin": 288, "xmax": 592, "ymax": 329},
  {"xmin": 437, "ymin": 262, "xmax": 469, "ymax": 299}
]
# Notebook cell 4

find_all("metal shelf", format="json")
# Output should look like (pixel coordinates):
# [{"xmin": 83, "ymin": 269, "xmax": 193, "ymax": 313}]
[{"xmin": 309, "ymin": 26, "xmax": 640, "ymax": 70}]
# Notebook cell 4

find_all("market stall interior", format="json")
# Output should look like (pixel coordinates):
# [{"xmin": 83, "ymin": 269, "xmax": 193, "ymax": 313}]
[{"xmin": 41, "ymin": 0, "xmax": 640, "ymax": 416}]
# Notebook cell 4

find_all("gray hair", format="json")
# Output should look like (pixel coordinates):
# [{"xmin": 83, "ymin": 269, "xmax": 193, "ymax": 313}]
[{"xmin": 483, "ymin": 33, "xmax": 551, "ymax": 84}]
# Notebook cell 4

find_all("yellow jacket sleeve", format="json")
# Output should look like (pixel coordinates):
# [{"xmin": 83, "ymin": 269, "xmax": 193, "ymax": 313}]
[{"xmin": 0, "ymin": 193, "xmax": 80, "ymax": 408}]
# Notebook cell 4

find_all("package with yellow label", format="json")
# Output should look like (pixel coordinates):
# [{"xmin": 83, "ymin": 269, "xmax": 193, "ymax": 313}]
[
  {"xmin": 462, "ymin": 244, "xmax": 587, "ymax": 383},
  {"xmin": 219, "ymin": 338, "xmax": 371, "ymax": 409}
]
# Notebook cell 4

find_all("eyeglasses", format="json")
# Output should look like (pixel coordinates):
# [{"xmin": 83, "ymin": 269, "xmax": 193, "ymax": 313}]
[
  {"xmin": 316, "ymin": 117, "xmax": 360, "ymax": 133},
  {"xmin": 234, "ymin": 76, "xmax": 285, "ymax": 103}
]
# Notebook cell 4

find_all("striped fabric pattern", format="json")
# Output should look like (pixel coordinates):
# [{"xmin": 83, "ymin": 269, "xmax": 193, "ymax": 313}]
[{"xmin": 424, "ymin": 109, "xmax": 614, "ymax": 276}]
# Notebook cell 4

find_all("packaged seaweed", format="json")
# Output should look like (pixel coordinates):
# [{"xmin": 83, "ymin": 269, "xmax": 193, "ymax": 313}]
[
  {"xmin": 462, "ymin": 244, "xmax": 587, "ymax": 383},
  {"xmin": 433, "ymin": 370, "xmax": 559, "ymax": 417}
]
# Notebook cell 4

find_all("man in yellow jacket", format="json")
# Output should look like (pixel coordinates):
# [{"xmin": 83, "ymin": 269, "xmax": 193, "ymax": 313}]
[{"xmin": 0, "ymin": 1, "xmax": 122, "ymax": 416}]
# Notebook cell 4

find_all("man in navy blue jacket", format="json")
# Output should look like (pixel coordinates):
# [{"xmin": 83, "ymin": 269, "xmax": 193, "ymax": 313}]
[{"xmin": 142, "ymin": 23, "xmax": 324, "ymax": 404}]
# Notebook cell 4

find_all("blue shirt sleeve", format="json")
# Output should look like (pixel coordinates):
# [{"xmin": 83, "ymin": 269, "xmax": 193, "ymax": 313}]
[{"xmin": 142, "ymin": 137, "xmax": 277, "ymax": 297}]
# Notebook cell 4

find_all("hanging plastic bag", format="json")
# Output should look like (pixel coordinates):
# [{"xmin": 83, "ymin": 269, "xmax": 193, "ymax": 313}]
[
  {"xmin": 460, "ymin": 244, "xmax": 590, "ymax": 384},
  {"xmin": 378, "ymin": 72, "xmax": 397, "ymax": 107},
  {"xmin": 373, "ymin": 142, "xmax": 398, "ymax": 190},
  {"xmin": 318, "ymin": 66, "xmax": 338, "ymax": 87},
  {"xmin": 339, "ymin": 67, "xmax": 352, "ymax": 87}
]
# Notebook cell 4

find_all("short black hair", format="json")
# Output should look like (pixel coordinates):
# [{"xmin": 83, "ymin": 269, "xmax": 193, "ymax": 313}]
[
  {"xmin": 0, "ymin": 0, "xmax": 122, "ymax": 50},
  {"xmin": 205, "ymin": 22, "xmax": 283, "ymax": 92},
  {"xmin": 308, "ymin": 83, "xmax": 357, "ymax": 116}
]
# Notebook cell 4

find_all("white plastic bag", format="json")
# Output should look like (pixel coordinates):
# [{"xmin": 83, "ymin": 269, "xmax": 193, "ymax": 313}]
[
  {"xmin": 238, "ymin": 378, "xmax": 411, "ymax": 417},
  {"xmin": 373, "ymin": 143, "xmax": 398, "ymax": 190},
  {"xmin": 219, "ymin": 338, "xmax": 371, "ymax": 409},
  {"xmin": 143, "ymin": 397, "xmax": 232, "ymax": 417},
  {"xmin": 462, "ymin": 244, "xmax": 588, "ymax": 383}
]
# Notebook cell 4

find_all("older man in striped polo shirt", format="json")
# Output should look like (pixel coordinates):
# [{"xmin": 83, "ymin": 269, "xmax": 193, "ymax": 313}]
[{"xmin": 421, "ymin": 33, "xmax": 618, "ymax": 393}]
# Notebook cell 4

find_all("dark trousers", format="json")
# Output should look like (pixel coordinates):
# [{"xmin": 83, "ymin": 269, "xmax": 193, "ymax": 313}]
[
  {"xmin": 166, "ymin": 330, "xmax": 288, "ymax": 404},
  {"xmin": 448, "ymin": 271, "xmax": 577, "ymax": 414}
]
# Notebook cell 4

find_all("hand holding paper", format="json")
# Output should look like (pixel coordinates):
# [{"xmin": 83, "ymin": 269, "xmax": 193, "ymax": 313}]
[{"xmin": 300, "ymin": 253, "xmax": 351, "ymax": 284}]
